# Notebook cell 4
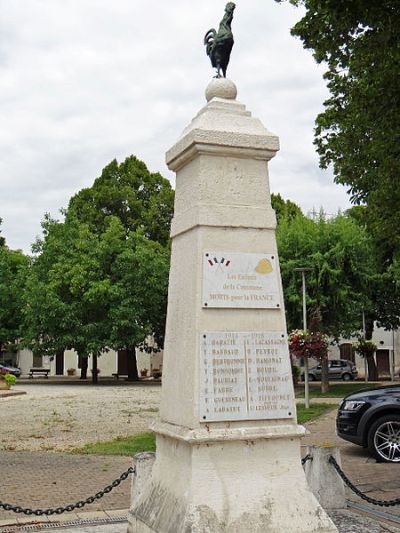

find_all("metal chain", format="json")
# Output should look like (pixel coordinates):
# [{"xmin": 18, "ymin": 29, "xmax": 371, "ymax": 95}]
[
  {"xmin": 301, "ymin": 453, "xmax": 312, "ymax": 465},
  {"xmin": 329, "ymin": 455, "xmax": 400, "ymax": 507},
  {"xmin": 0, "ymin": 466, "xmax": 135, "ymax": 516}
]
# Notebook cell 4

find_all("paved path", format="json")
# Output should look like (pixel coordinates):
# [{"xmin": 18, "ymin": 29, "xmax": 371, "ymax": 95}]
[{"xmin": 0, "ymin": 452, "xmax": 132, "ymax": 525}]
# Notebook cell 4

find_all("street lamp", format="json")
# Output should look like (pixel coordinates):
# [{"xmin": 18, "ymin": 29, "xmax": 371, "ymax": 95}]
[{"xmin": 294, "ymin": 267, "xmax": 313, "ymax": 409}]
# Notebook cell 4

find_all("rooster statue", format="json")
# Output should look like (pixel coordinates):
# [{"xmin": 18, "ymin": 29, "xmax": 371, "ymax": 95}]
[{"xmin": 204, "ymin": 3, "xmax": 236, "ymax": 78}]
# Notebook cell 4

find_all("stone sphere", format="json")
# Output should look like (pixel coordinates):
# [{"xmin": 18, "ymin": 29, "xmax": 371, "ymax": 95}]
[{"xmin": 205, "ymin": 78, "xmax": 237, "ymax": 102}]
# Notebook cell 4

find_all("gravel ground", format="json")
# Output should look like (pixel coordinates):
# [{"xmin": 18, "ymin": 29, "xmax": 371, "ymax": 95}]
[{"xmin": 1, "ymin": 384, "xmax": 160, "ymax": 452}]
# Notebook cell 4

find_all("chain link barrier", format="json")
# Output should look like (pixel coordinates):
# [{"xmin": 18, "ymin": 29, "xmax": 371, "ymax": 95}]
[
  {"xmin": 0, "ymin": 466, "xmax": 135, "ymax": 516},
  {"xmin": 329, "ymin": 455, "xmax": 400, "ymax": 507},
  {"xmin": 5, "ymin": 453, "xmax": 400, "ymax": 515}
]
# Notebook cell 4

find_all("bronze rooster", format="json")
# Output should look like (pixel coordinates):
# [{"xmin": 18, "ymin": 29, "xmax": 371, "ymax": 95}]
[{"xmin": 204, "ymin": 3, "xmax": 236, "ymax": 78}]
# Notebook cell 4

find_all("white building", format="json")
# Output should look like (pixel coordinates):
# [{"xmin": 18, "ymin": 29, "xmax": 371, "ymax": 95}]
[
  {"xmin": 1, "ymin": 346, "xmax": 163, "ymax": 378},
  {"xmin": 330, "ymin": 324, "xmax": 400, "ymax": 379}
]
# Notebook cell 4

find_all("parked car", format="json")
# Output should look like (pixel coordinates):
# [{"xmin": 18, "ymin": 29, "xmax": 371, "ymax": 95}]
[
  {"xmin": 0, "ymin": 363, "xmax": 21, "ymax": 377},
  {"xmin": 301, "ymin": 359, "xmax": 358, "ymax": 381},
  {"xmin": 337, "ymin": 385, "xmax": 400, "ymax": 463}
]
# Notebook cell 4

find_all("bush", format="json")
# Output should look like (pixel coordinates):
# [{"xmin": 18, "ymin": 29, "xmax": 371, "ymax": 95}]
[
  {"xmin": 353, "ymin": 339, "xmax": 377, "ymax": 358},
  {"xmin": 0, "ymin": 373, "xmax": 17, "ymax": 387}
]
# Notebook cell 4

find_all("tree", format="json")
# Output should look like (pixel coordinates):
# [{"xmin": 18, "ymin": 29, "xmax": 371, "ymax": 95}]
[
  {"xmin": 0, "ymin": 244, "xmax": 29, "ymax": 355},
  {"xmin": 24, "ymin": 155, "xmax": 173, "ymax": 382},
  {"xmin": 277, "ymin": 210, "xmax": 377, "ymax": 388},
  {"xmin": 278, "ymin": 211, "xmax": 375, "ymax": 338},
  {"xmin": 275, "ymin": 0, "xmax": 400, "ymax": 265},
  {"xmin": 0, "ymin": 218, "xmax": 5, "ymax": 247},
  {"xmin": 353, "ymin": 339, "xmax": 378, "ymax": 382},
  {"xmin": 66, "ymin": 154, "xmax": 174, "ymax": 376},
  {"xmin": 24, "ymin": 214, "xmax": 115, "ymax": 383},
  {"xmin": 67, "ymin": 155, "xmax": 175, "ymax": 247},
  {"xmin": 271, "ymin": 193, "xmax": 303, "ymax": 224}
]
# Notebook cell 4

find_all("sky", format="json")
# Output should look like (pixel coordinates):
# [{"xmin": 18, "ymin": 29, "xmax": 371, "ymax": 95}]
[{"xmin": 0, "ymin": 0, "xmax": 351, "ymax": 254}]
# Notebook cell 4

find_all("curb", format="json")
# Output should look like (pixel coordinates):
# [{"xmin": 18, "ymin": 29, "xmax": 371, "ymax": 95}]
[{"xmin": 0, "ymin": 391, "xmax": 26, "ymax": 399}]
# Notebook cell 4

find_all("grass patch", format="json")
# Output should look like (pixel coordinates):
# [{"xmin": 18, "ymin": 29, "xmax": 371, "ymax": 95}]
[
  {"xmin": 72, "ymin": 405, "xmax": 333, "ymax": 456},
  {"xmin": 297, "ymin": 403, "xmax": 336, "ymax": 424},
  {"xmin": 295, "ymin": 382, "xmax": 380, "ymax": 399},
  {"xmin": 72, "ymin": 432, "xmax": 156, "ymax": 456}
]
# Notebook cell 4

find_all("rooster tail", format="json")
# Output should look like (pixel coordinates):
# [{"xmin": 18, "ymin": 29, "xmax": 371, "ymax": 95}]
[{"xmin": 204, "ymin": 28, "xmax": 216, "ymax": 57}]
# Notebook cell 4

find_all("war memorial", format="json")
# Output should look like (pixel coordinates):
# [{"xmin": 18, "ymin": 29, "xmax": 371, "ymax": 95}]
[{"xmin": 128, "ymin": 4, "xmax": 338, "ymax": 532}]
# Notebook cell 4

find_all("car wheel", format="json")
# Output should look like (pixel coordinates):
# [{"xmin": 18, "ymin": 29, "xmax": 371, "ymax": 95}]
[
  {"xmin": 342, "ymin": 373, "xmax": 352, "ymax": 381},
  {"xmin": 367, "ymin": 415, "xmax": 400, "ymax": 463}
]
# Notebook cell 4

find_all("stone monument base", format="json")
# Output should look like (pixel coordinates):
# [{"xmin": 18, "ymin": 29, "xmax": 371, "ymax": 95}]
[{"xmin": 128, "ymin": 422, "xmax": 338, "ymax": 533}]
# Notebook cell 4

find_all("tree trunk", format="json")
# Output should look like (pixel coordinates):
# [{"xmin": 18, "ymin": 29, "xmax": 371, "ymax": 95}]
[
  {"xmin": 92, "ymin": 354, "xmax": 98, "ymax": 384},
  {"xmin": 320, "ymin": 358, "xmax": 330, "ymax": 393},
  {"xmin": 126, "ymin": 347, "xmax": 139, "ymax": 381},
  {"xmin": 80, "ymin": 355, "xmax": 88, "ymax": 380},
  {"xmin": 365, "ymin": 316, "xmax": 374, "ymax": 341},
  {"xmin": 367, "ymin": 355, "xmax": 378, "ymax": 381},
  {"xmin": 365, "ymin": 316, "xmax": 378, "ymax": 381},
  {"xmin": 292, "ymin": 364, "xmax": 299, "ymax": 386},
  {"xmin": 55, "ymin": 349, "xmax": 65, "ymax": 375}
]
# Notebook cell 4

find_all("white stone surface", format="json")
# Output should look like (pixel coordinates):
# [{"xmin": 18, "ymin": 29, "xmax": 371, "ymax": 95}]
[
  {"xmin": 202, "ymin": 251, "xmax": 281, "ymax": 308},
  {"xmin": 128, "ymin": 453, "xmax": 156, "ymax": 533},
  {"xmin": 130, "ymin": 436, "xmax": 339, "ymax": 533},
  {"xmin": 205, "ymin": 78, "xmax": 237, "ymax": 102},
  {"xmin": 129, "ymin": 85, "xmax": 338, "ymax": 532},
  {"xmin": 199, "ymin": 331, "xmax": 295, "ymax": 421},
  {"xmin": 305, "ymin": 446, "xmax": 346, "ymax": 510}
]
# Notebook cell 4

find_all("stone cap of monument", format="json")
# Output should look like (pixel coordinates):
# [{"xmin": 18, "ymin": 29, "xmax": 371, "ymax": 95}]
[{"xmin": 166, "ymin": 78, "xmax": 280, "ymax": 172}]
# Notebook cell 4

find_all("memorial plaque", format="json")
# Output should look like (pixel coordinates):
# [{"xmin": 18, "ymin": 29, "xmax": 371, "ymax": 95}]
[
  {"xmin": 200, "ymin": 331, "xmax": 295, "ymax": 422},
  {"xmin": 202, "ymin": 252, "xmax": 281, "ymax": 308}
]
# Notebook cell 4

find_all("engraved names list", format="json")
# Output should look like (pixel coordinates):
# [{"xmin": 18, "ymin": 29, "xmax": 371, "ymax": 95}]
[{"xmin": 200, "ymin": 331, "xmax": 295, "ymax": 422}]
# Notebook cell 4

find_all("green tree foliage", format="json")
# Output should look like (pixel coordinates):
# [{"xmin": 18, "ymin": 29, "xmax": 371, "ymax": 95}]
[
  {"xmin": 278, "ymin": 210, "xmax": 380, "ymax": 383},
  {"xmin": 24, "ymin": 155, "xmax": 173, "ymax": 381},
  {"xmin": 0, "ymin": 218, "xmax": 5, "ymax": 247},
  {"xmin": 108, "ymin": 232, "xmax": 170, "ymax": 380},
  {"xmin": 271, "ymin": 193, "xmax": 303, "ymax": 223},
  {"xmin": 277, "ymin": 211, "xmax": 375, "ymax": 340},
  {"xmin": 0, "ymin": 244, "xmax": 29, "ymax": 353},
  {"xmin": 67, "ymin": 155, "xmax": 175, "ymax": 247},
  {"xmin": 275, "ymin": 0, "xmax": 400, "ymax": 264},
  {"xmin": 24, "ymin": 215, "xmax": 114, "ymax": 370},
  {"xmin": 346, "ymin": 206, "xmax": 400, "ymax": 333},
  {"xmin": 24, "ymin": 213, "xmax": 170, "ymax": 381}
]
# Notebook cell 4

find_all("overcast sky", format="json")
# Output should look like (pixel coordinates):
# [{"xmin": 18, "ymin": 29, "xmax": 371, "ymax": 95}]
[{"xmin": 0, "ymin": 0, "xmax": 351, "ymax": 253}]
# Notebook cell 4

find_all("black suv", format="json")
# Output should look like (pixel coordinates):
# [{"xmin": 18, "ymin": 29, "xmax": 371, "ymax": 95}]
[{"xmin": 337, "ymin": 385, "xmax": 400, "ymax": 463}]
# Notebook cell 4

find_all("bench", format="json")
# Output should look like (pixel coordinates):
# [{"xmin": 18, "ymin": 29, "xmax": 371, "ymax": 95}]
[{"xmin": 29, "ymin": 368, "xmax": 50, "ymax": 378}]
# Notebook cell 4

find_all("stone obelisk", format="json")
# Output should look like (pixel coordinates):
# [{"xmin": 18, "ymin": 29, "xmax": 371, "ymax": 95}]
[{"xmin": 128, "ymin": 77, "xmax": 338, "ymax": 532}]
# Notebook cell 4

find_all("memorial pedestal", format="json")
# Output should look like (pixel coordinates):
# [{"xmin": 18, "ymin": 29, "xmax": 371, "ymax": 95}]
[{"xmin": 128, "ymin": 79, "xmax": 338, "ymax": 532}]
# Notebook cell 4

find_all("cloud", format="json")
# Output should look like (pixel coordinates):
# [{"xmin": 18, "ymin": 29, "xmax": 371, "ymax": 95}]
[{"xmin": 0, "ymin": 0, "xmax": 351, "ymax": 253}]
